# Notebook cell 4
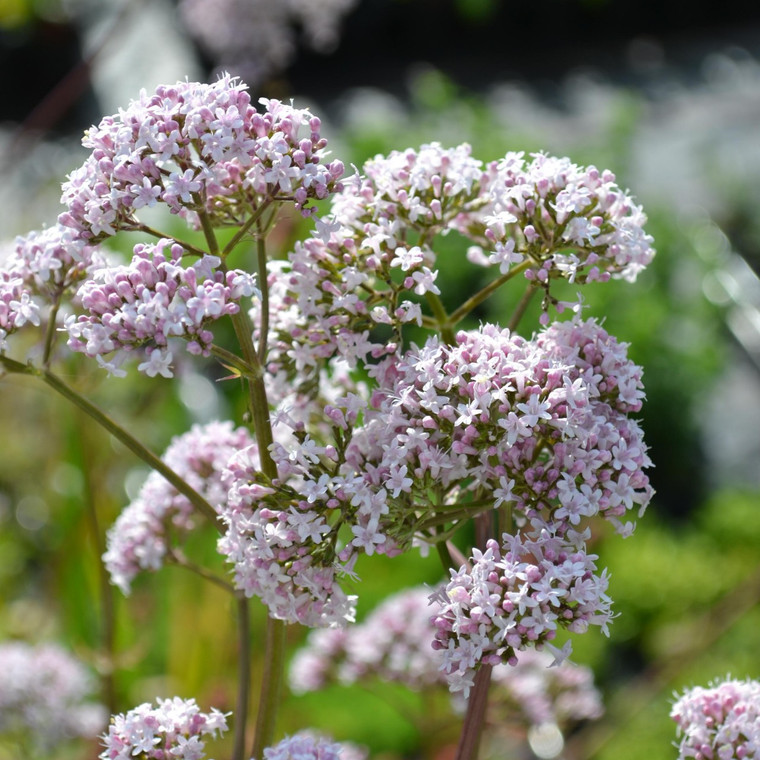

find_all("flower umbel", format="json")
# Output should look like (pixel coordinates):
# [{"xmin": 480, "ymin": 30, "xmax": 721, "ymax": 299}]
[
  {"xmin": 100, "ymin": 697, "xmax": 228, "ymax": 760},
  {"xmin": 670, "ymin": 677, "xmax": 760, "ymax": 760}
]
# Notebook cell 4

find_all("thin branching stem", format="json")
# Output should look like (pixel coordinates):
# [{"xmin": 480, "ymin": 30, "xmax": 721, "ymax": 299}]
[
  {"xmin": 425, "ymin": 291, "xmax": 456, "ymax": 345},
  {"xmin": 42, "ymin": 296, "xmax": 62, "ymax": 368},
  {"xmin": 207, "ymin": 343, "xmax": 258, "ymax": 380},
  {"xmin": 507, "ymin": 283, "xmax": 538, "ymax": 333},
  {"xmin": 197, "ymin": 208, "xmax": 287, "ymax": 758},
  {"xmin": 167, "ymin": 549, "xmax": 236, "ymax": 594},
  {"xmin": 251, "ymin": 617, "xmax": 286, "ymax": 758},
  {"xmin": 255, "ymin": 231, "xmax": 269, "ymax": 363},
  {"xmin": 196, "ymin": 212, "xmax": 262, "ymax": 760},
  {"xmin": 448, "ymin": 259, "xmax": 533, "ymax": 327},
  {"xmin": 222, "ymin": 201, "xmax": 273, "ymax": 258},
  {"xmin": 0, "ymin": 356, "xmax": 221, "ymax": 529},
  {"xmin": 234, "ymin": 596, "xmax": 251, "ymax": 760},
  {"xmin": 134, "ymin": 223, "xmax": 210, "ymax": 258}
]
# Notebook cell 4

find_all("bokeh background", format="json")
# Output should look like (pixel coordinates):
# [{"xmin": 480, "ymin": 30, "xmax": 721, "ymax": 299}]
[{"xmin": 3, "ymin": 1, "xmax": 760, "ymax": 758}]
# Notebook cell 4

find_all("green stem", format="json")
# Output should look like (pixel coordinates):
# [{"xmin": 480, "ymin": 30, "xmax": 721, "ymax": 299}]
[
  {"xmin": 0, "ymin": 355, "xmax": 220, "ymax": 529},
  {"xmin": 251, "ymin": 617, "xmax": 286, "ymax": 759},
  {"xmin": 416, "ymin": 500, "xmax": 494, "ymax": 532},
  {"xmin": 197, "ymin": 211, "xmax": 265, "ymax": 760},
  {"xmin": 436, "ymin": 537, "xmax": 455, "ymax": 573},
  {"xmin": 229, "ymin": 306, "xmax": 285, "ymax": 758},
  {"xmin": 234, "ymin": 597, "xmax": 252, "ymax": 760},
  {"xmin": 455, "ymin": 664, "xmax": 493, "ymax": 760},
  {"xmin": 134, "ymin": 223, "xmax": 210, "ymax": 258},
  {"xmin": 167, "ymin": 549, "xmax": 236, "ymax": 594},
  {"xmin": 198, "ymin": 208, "xmax": 285, "ymax": 756},
  {"xmin": 229, "ymin": 311, "xmax": 275, "ymax": 466},
  {"xmin": 42, "ymin": 297, "xmax": 62, "ymax": 368},
  {"xmin": 425, "ymin": 291, "xmax": 456, "ymax": 344},
  {"xmin": 197, "ymin": 207, "xmax": 222, "ymax": 257},
  {"xmin": 221, "ymin": 201, "xmax": 273, "ymax": 258},
  {"xmin": 507, "ymin": 283, "xmax": 538, "ymax": 333},
  {"xmin": 448, "ymin": 259, "xmax": 533, "ymax": 327},
  {"xmin": 255, "ymin": 232, "xmax": 269, "ymax": 364},
  {"xmin": 207, "ymin": 343, "xmax": 257, "ymax": 380}
]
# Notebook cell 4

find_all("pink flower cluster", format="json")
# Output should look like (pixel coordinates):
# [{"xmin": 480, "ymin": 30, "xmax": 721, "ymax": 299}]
[
  {"xmin": 0, "ymin": 225, "xmax": 101, "ymax": 351},
  {"xmin": 100, "ymin": 697, "xmax": 228, "ymax": 760},
  {"xmin": 352, "ymin": 318, "xmax": 652, "ymax": 543},
  {"xmin": 104, "ymin": 421, "xmax": 255, "ymax": 593},
  {"xmin": 475, "ymin": 151, "xmax": 656, "ymax": 287},
  {"xmin": 65, "ymin": 238, "xmax": 257, "ymax": 377},
  {"xmin": 258, "ymin": 143, "xmax": 486, "ymax": 382},
  {"xmin": 290, "ymin": 585, "xmax": 603, "ymax": 732},
  {"xmin": 488, "ymin": 646, "xmax": 603, "ymax": 728},
  {"xmin": 0, "ymin": 266, "xmax": 39, "ymax": 351},
  {"xmin": 430, "ymin": 533, "xmax": 611, "ymax": 695},
  {"xmin": 261, "ymin": 732, "xmax": 366, "ymax": 760},
  {"xmin": 289, "ymin": 586, "xmax": 443, "ymax": 692},
  {"xmin": 0, "ymin": 641, "xmax": 106, "ymax": 751},
  {"xmin": 670, "ymin": 677, "xmax": 760, "ymax": 760},
  {"xmin": 262, "ymin": 141, "xmax": 655, "ymax": 389},
  {"xmin": 217, "ymin": 441, "xmax": 359, "ymax": 628},
  {"xmin": 219, "ymin": 316, "xmax": 651, "ymax": 631},
  {"xmin": 59, "ymin": 74, "xmax": 344, "ymax": 243}
]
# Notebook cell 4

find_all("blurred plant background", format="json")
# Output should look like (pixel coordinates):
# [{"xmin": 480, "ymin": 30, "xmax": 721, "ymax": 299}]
[{"xmin": 2, "ymin": 0, "xmax": 760, "ymax": 758}]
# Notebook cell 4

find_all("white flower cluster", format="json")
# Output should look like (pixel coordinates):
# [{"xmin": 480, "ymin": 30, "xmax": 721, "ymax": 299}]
[
  {"xmin": 477, "ymin": 151, "xmax": 655, "ymax": 287},
  {"xmin": 60, "ymin": 75, "xmax": 344, "ymax": 243},
  {"xmin": 261, "ymin": 141, "xmax": 655, "ymax": 393},
  {"xmin": 217, "ymin": 442, "xmax": 359, "ymax": 628},
  {"xmin": 100, "ymin": 697, "xmax": 228, "ymax": 760},
  {"xmin": 431, "ymin": 534, "xmax": 611, "ymax": 696},
  {"xmin": 0, "ymin": 225, "xmax": 101, "ymax": 352},
  {"xmin": 0, "ymin": 641, "xmax": 106, "ymax": 751},
  {"xmin": 671, "ymin": 677, "xmax": 760, "ymax": 760},
  {"xmin": 104, "ymin": 421, "xmax": 255, "ymax": 593},
  {"xmin": 66, "ymin": 238, "xmax": 257, "ymax": 376}
]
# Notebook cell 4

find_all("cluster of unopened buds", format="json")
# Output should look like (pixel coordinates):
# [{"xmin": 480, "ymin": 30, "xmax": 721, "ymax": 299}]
[{"xmin": 66, "ymin": 239, "xmax": 257, "ymax": 376}]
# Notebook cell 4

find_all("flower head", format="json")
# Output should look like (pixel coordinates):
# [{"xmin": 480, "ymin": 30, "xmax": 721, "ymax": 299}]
[
  {"xmin": 476, "ymin": 152, "xmax": 655, "ymax": 293},
  {"xmin": 431, "ymin": 533, "xmax": 612, "ymax": 697},
  {"xmin": 66, "ymin": 238, "xmax": 257, "ymax": 376},
  {"xmin": 347, "ymin": 318, "xmax": 652, "ymax": 546},
  {"xmin": 0, "ymin": 642, "xmax": 106, "ymax": 751},
  {"xmin": 671, "ymin": 677, "xmax": 760, "ymax": 760},
  {"xmin": 59, "ymin": 74, "xmax": 344, "ymax": 243},
  {"xmin": 0, "ymin": 226, "xmax": 102, "ymax": 352},
  {"xmin": 261, "ymin": 731, "xmax": 364, "ymax": 760},
  {"xmin": 100, "ymin": 697, "xmax": 228, "ymax": 760},
  {"xmin": 104, "ymin": 421, "xmax": 255, "ymax": 593}
]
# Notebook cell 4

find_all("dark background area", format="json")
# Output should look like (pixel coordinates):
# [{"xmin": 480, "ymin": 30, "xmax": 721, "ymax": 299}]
[{"xmin": 4, "ymin": 0, "xmax": 760, "ymax": 133}]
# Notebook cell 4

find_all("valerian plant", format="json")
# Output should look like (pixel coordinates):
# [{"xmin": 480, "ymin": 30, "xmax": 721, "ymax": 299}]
[{"xmin": 0, "ymin": 74, "xmax": 656, "ymax": 760}]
